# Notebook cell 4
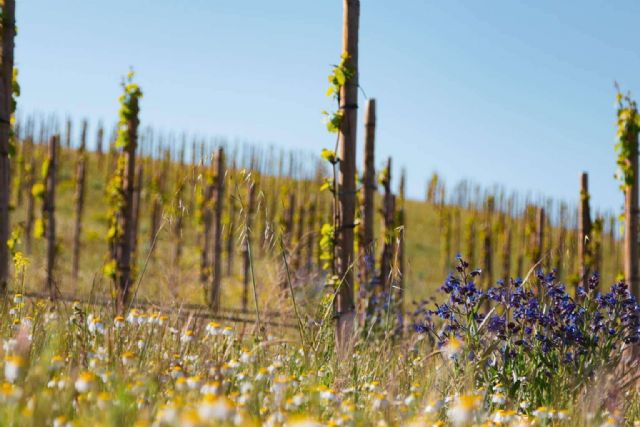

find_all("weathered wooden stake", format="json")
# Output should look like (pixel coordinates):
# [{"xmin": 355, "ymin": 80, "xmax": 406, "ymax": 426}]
[
  {"xmin": 578, "ymin": 172, "xmax": 592, "ymax": 288},
  {"xmin": 359, "ymin": 98, "xmax": 376, "ymax": 288},
  {"xmin": 623, "ymin": 129, "xmax": 639, "ymax": 297},
  {"xmin": 210, "ymin": 147, "xmax": 225, "ymax": 311},
  {"xmin": 170, "ymin": 177, "xmax": 185, "ymax": 297},
  {"xmin": 114, "ymin": 85, "xmax": 140, "ymax": 312},
  {"xmin": 64, "ymin": 118, "xmax": 72, "ymax": 148},
  {"xmin": 43, "ymin": 136, "xmax": 58, "ymax": 299},
  {"xmin": 71, "ymin": 120, "xmax": 88, "ymax": 287},
  {"xmin": 591, "ymin": 216, "xmax": 603, "ymax": 287},
  {"xmin": 226, "ymin": 163, "xmax": 237, "ymax": 276},
  {"xmin": 396, "ymin": 169, "xmax": 406, "ymax": 307},
  {"xmin": 0, "ymin": 0, "xmax": 16, "ymax": 292},
  {"xmin": 96, "ymin": 122, "xmax": 104, "ymax": 167},
  {"xmin": 200, "ymin": 159, "xmax": 215, "ymax": 300},
  {"xmin": 242, "ymin": 181, "xmax": 257, "ymax": 311},
  {"xmin": 131, "ymin": 162, "xmax": 143, "ymax": 275},
  {"xmin": 379, "ymin": 158, "xmax": 393, "ymax": 291},
  {"xmin": 335, "ymin": 0, "xmax": 360, "ymax": 348},
  {"xmin": 482, "ymin": 196, "xmax": 494, "ymax": 289}
]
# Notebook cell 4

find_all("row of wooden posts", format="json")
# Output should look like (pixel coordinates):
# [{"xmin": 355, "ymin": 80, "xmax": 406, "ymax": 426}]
[
  {"xmin": 432, "ymin": 171, "xmax": 619, "ymax": 291},
  {"xmin": 1, "ymin": 0, "xmax": 640, "ymax": 347},
  {"xmin": 8, "ymin": 100, "xmax": 630, "ymax": 311},
  {"xmin": 1, "ymin": 94, "xmax": 407, "ymax": 315}
]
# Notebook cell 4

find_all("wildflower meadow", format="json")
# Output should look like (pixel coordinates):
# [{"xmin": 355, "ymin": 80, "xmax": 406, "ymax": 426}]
[{"xmin": 1, "ymin": 1, "xmax": 640, "ymax": 426}]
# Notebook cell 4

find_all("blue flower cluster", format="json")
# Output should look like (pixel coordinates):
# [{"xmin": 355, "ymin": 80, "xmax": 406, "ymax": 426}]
[{"xmin": 412, "ymin": 257, "xmax": 640, "ymax": 406}]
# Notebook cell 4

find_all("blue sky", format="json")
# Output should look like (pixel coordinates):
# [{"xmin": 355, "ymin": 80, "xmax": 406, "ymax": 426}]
[{"xmin": 14, "ymin": 1, "xmax": 640, "ymax": 211}]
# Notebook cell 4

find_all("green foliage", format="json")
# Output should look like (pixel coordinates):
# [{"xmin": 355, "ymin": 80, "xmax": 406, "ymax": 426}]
[
  {"xmin": 320, "ymin": 148, "xmax": 338, "ymax": 165},
  {"xmin": 319, "ymin": 177, "xmax": 334, "ymax": 193},
  {"xmin": 31, "ymin": 182, "xmax": 45, "ymax": 200},
  {"xmin": 104, "ymin": 71, "xmax": 142, "ymax": 280},
  {"xmin": 377, "ymin": 165, "xmax": 390, "ymax": 187},
  {"xmin": 6, "ymin": 226, "xmax": 20, "ymax": 255},
  {"xmin": 115, "ymin": 71, "xmax": 143, "ymax": 150},
  {"xmin": 326, "ymin": 52, "xmax": 354, "ymax": 98},
  {"xmin": 33, "ymin": 218, "xmax": 44, "ymax": 239},
  {"xmin": 7, "ymin": 67, "xmax": 19, "ymax": 156},
  {"xmin": 103, "ymin": 259, "xmax": 117, "ymax": 279},
  {"xmin": 614, "ymin": 90, "xmax": 640, "ymax": 191},
  {"xmin": 319, "ymin": 222, "xmax": 335, "ymax": 272},
  {"xmin": 323, "ymin": 52, "xmax": 354, "ymax": 133},
  {"xmin": 322, "ymin": 110, "xmax": 344, "ymax": 134}
]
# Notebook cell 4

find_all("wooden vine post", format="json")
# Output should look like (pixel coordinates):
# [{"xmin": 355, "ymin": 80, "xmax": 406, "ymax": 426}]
[
  {"xmin": 199, "ymin": 155, "xmax": 215, "ymax": 300},
  {"xmin": 396, "ymin": 169, "xmax": 406, "ymax": 306},
  {"xmin": 535, "ymin": 207, "xmax": 545, "ymax": 265},
  {"xmin": 170, "ymin": 171, "xmax": 185, "ymax": 297},
  {"xmin": 578, "ymin": 172, "xmax": 592, "ymax": 288},
  {"xmin": 501, "ymin": 215, "xmax": 512, "ymax": 282},
  {"xmin": 242, "ymin": 180, "xmax": 257, "ymax": 311},
  {"xmin": 64, "ymin": 118, "xmax": 72, "ymax": 149},
  {"xmin": 359, "ymin": 98, "xmax": 376, "ymax": 288},
  {"xmin": 43, "ymin": 135, "xmax": 58, "ymax": 299},
  {"xmin": 379, "ymin": 158, "xmax": 393, "ymax": 291},
  {"xmin": 0, "ymin": 0, "xmax": 16, "ymax": 292},
  {"xmin": 616, "ymin": 91, "xmax": 640, "ymax": 298},
  {"xmin": 334, "ymin": 0, "xmax": 360, "ymax": 349},
  {"xmin": 71, "ymin": 120, "xmax": 88, "ymax": 286},
  {"xmin": 591, "ymin": 216, "xmax": 603, "ymax": 286},
  {"xmin": 210, "ymin": 147, "xmax": 225, "ymax": 311},
  {"xmin": 226, "ymin": 162, "xmax": 237, "ymax": 276},
  {"xmin": 24, "ymin": 138, "xmax": 35, "ymax": 254},
  {"xmin": 482, "ymin": 196, "xmax": 494, "ymax": 290},
  {"xmin": 106, "ymin": 72, "xmax": 141, "ymax": 312},
  {"xmin": 96, "ymin": 122, "xmax": 104, "ymax": 165},
  {"xmin": 130, "ymin": 162, "xmax": 143, "ymax": 274}
]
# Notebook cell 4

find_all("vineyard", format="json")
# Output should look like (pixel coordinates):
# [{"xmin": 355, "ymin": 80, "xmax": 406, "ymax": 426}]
[{"xmin": 1, "ymin": 1, "xmax": 640, "ymax": 426}]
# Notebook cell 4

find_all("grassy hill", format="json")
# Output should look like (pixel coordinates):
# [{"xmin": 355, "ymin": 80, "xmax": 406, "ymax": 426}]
[{"xmin": 7, "ymin": 140, "xmax": 622, "ymax": 313}]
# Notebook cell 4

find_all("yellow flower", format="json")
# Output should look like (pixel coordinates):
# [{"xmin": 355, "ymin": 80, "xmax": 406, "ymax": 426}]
[
  {"xmin": 0, "ymin": 381, "xmax": 22, "ymax": 402},
  {"xmin": 284, "ymin": 416, "xmax": 325, "ymax": 427},
  {"xmin": 198, "ymin": 395, "xmax": 235, "ymax": 421},
  {"xmin": 170, "ymin": 365, "xmax": 184, "ymax": 379},
  {"xmin": 75, "ymin": 371, "xmax": 95, "ymax": 393},
  {"xmin": 50, "ymin": 355, "xmax": 64, "ymax": 371},
  {"xmin": 122, "ymin": 351, "xmax": 136, "ymax": 366},
  {"xmin": 4, "ymin": 355, "xmax": 24, "ymax": 383},
  {"xmin": 114, "ymin": 316, "xmax": 125, "ymax": 329},
  {"xmin": 97, "ymin": 391, "xmax": 111, "ymax": 410},
  {"xmin": 53, "ymin": 416, "xmax": 69, "ymax": 427},
  {"xmin": 448, "ymin": 394, "xmax": 481, "ymax": 426},
  {"xmin": 443, "ymin": 336, "xmax": 463, "ymax": 360}
]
